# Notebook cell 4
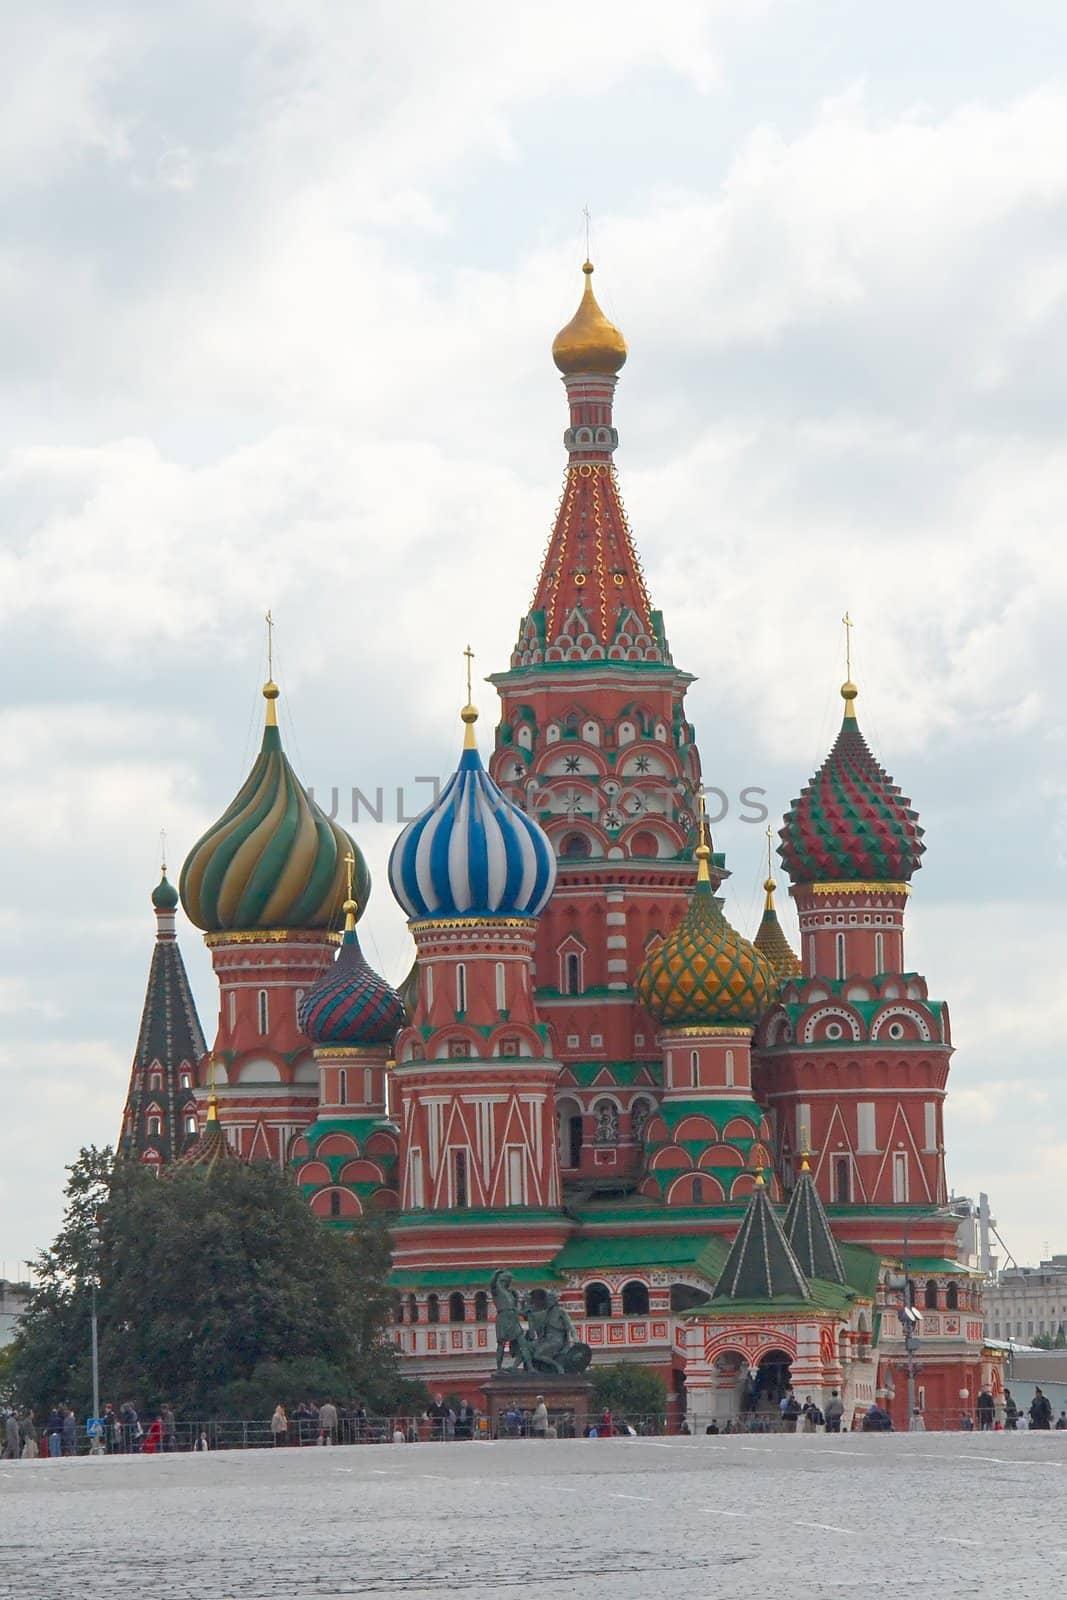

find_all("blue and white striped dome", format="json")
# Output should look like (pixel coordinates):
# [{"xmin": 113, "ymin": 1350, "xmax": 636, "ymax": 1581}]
[{"xmin": 388, "ymin": 731, "xmax": 556, "ymax": 921}]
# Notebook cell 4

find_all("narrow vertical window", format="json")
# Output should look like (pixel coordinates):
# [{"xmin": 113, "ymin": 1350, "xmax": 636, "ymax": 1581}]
[
  {"xmin": 833, "ymin": 1155, "xmax": 851, "ymax": 1204},
  {"xmin": 806, "ymin": 934, "xmax": 815, "ymax": 974},
  {"xmin": 329, "ymin": 1191, "xmax": 341, "ymax": 1217},
  {"xmin": 453, "ymin": 1149, "xmax": 469, "ymax": 1209},
  {"xmin": 724, "ymin": 1048, "xmax": 735, "ymax": 1088},
  {"xmin": 338, "ymin": 1069, "xmax": 347, "ymax": 1106},
  {"xmin": 892, "ymin": 1151, "xmax": 909, "ymax": 1203},
  {"xmin": 564, "ymin": 952, "xmax": 581, "ymax": 996},
  {"xmin": 257, "ymin": 989, "xmax": 269, "ymax": 1034},
  {"xmin": 924, "ymin": 1102, "xmax": 938, "ymax": 1152},
  {"xmin": 495, "ymin": 962, "xmax": 506, "ymax": 1011},
  {"xmin": 425, "ymin": 966, "xmax": 434, "ymax": 1006},
  {"xmin": 835, "ymin": 932, "xmax": 846, "ymax": 981},
  {"xmin": 228, "ymin": 991, "xmax": 236, "ymax": 1029},
  {"xmin": 409, "ymin": 1148, "xmax": 424, "ymax": 1209},
  {"xmin": 690, "ymin": 1049, "xmax": 699, "ymax": 1089},
  {"xmin": 874, "ymin": 932, "xmax": 884, "ymax": 973},
  {"xmin": 456, "ymin": 963, "xmax": 467, "ymax": 1015}
]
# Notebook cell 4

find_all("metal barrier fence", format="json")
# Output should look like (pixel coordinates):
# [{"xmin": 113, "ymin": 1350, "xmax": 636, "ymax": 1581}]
[{"xmin": 14, "ymin": 1407, "xmax": 1055, "ymax": 1457}]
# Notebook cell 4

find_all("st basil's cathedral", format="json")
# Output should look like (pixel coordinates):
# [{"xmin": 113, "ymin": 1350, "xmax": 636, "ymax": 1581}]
[{"xmin": 118, "ymin": 261, "xmax": 997, "ymax": 1429}]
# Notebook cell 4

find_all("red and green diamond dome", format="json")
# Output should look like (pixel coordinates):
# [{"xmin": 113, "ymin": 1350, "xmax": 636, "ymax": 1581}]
[{"xmin": 779, "ymin": 683, "xmax": 924, "ymax": 885}]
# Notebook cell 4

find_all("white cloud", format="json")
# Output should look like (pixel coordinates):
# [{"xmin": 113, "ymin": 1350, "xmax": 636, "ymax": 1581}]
[{"xmin": 0, "ymin": 4, "xmax": 1064, "ymax": 1271}]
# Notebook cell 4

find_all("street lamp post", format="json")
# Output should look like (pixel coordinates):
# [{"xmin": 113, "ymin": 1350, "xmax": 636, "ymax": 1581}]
[
  {"xmin": 899, "ymin": 1227, "xmax": 920, "ymax": 1421},
  {"xmin": 89, "ymin": 1222, "xmax": 102, "ymax": 1454}
]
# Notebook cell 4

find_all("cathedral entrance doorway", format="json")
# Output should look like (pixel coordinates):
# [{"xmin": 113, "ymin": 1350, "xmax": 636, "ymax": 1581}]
[{"xmin": 751, "ymin": 1349, "xmax": 793, "ymax": 1420}]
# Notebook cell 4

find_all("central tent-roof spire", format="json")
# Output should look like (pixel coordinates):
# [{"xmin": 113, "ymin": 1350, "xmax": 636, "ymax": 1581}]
[{"xmin": 504, "ymin": 258, "xmax": 672, "ymax": 672}]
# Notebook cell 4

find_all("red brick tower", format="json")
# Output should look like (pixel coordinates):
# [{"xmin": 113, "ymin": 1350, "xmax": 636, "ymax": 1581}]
[
  {"xmin": 487, "ymin": 261, "xmax": 703, "ymax": 1191},
  {"xmin": 388, "ymin": 687, "xmax": 569, "ymax": 1275}
]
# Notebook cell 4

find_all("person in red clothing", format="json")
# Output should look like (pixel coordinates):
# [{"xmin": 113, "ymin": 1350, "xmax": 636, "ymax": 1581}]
[
  {"xmin": 599, "ymin": 1409, "xmax": 613, "ymax": 1438},
  {"xmin": 142, "ymin": 1416, "xmax": 164, "ymax": 1455}
]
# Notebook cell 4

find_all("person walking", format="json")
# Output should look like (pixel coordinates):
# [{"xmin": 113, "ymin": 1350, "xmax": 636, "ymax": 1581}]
[
  {"xmin": 45, "ymin": 1407, "xmax": 64, "ymax": 1459},
  {"xmin": 908, "ymin": 1408, "xmax": 926, "ymax": 1432},
  {"xmin": 1029, "ymin": 1388, "xmax": 1053, "ymax": 1430},
  {"xmin": 976, "ymin": 1388, "xmax": 995, "ymax": 1431},
  {"xmin": 1055, "ymin": 1410, "xmax": 1067, "ymax": 1430},
  {"xmin": 1004, "ymin": 1389, "xmax": 1019, "ymax": 1430},
  {"xmin": 61, "ymin": 1406, "xmax": 77, "ymax": 1457},
  {"xmin": 531, "ymin": 1396, "xmax": 549, "ymax": 1439},
  {"xmin": 4, "ymin": 1411, "xmax": 19, "ymax": 1460},
  {"xmin": 271, "ymin": 1405, "xmax": 288, "ymax": 1446},
  {"xmin": 161, "ymin": 1404, "xmax": 177, "ymax": 1452},
  {"xmin": 20, "ymin": 1413, "xmax": 38, "ymax": 1459},
  {"xmin": 119, "ymin": 1400, "xmax": 140, "ymax": 1452},
  {"xmin": 318, "ymin": 1400, "xmax": 339, "ymax": 1446},
  {"xmin": 824, "ymin": 1391, "xmax": 844, "ymax": 1434},
  {"xmin": 427, "ymin": 1394, "xmax": 449, "ymax": 1442}
]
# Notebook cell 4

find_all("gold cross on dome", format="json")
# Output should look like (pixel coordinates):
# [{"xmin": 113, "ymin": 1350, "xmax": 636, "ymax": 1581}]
[
  {"xmin": 766, "ymin": 824, "xmax": 773, "ymax": 880},
  {"xmin": 344, "ymin": 850, "xmax": 355, "ymax": 901},
  {"xmin": 265, "ymin": 609, "xmax": 274, "ymax": 679},
  {"xmin": 464, "ymin": 643, "xmax": 474, "ymax": 703},
  {"xmin": 842, "ymin": 610, "xmax": 854, "ymax": 680},
  {"xmin": 160, "ymin": 826, "xmax": 168, "ymax": 875}
]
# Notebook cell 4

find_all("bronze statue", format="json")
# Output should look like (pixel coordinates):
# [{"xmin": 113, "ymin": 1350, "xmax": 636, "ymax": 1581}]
[
  {"xmin": 489, "ymin": 1270, "xmax": 592, "ymax": 1376},
  {"xmin": 490, "ymin": 1269, "xmax": 534, "ymax": 1372}
]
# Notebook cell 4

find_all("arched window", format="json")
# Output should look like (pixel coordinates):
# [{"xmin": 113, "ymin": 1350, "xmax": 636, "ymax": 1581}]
[
  {"xmin": 621, "ymin": 1280, "xmax": 649, "ymax": 1316},
  {"xmin": 407, "ymin": 1293, "xmax": 419, "ymax": 1324},
  {"xmin": 835, "ymin": 933, "xmax": 846, "ymax": 981},
  {"xmin": 946, "ymin": 1282, "xmax": 959, "ymax": 1311},
  {"xmin": 630, "ymin": 830, "xmax": 658, "ymax": 859},
  {"xmin": 833, "ymin": 1155, "xmax": 851, "ymax": 1204},
  {"xmin": 147, "ymin": 1113, "xmax": 162, "ymax": 1137},
  {"xmin": 584, "ymin": 1282, "xmax": 612, "ymax": 1318},
  {"xmin": 561, "ymin": 833, "xmax": 591, "ymax": 860},
  {"xmin": 258, "ymin": 989, "xmax": 269, "ymax": 1034},
  {"xmin": 631, "ymin": 1098, "xmax": 651, "ymax": 1142},
  {"xmin": 564, "ymin": 952, "xmax": 582, "ymax": 996},
  {"xmin": 474, "ymin": 1290, "xmax": 488, "ymax": 1322},
  {"xmin": 924, "ymin": 1279, "xmax": 939, "ymax": 1310},
  {"xmin": 427, "ymin": 1293, "xmax": 440, "ymax": 1324},
  {"xmin": 564, "ymin": 712, "xmax": 580, "ymax": 736},
  {"xmin": 329, "ymin": 1192, "xmax": 341, "ymax": 1217},
  {"xmin": 149, "ymin": 1072, "xmax": 162, "ymax": 1092},
  {"xmin": 179, "ymin": 1072, "xmax": 191, "ymax": 1090},
  {"xmin": 448, "ymin": 1291, "xmax": 466, "ymax": 1323},
  {"xmin": 495, "ymin": 962, "xmax": 506, "ymax": 1011},
  {"xmin": 184, "ymin": 1114, "xmax": 197, "ymax": 1136},
  {"xmin": 874, "ymin": 932, "xmax": 885, "ymax": 973},
  {"xmin": 455, "ymin": 963, "xmax": 467, "ymax": 1014}
]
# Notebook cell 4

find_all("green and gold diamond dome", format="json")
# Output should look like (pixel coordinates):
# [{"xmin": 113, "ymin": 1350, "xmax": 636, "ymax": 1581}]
[{"xmin": 635, "ymin": 845, "xmax": 776, "ymax": 1028}]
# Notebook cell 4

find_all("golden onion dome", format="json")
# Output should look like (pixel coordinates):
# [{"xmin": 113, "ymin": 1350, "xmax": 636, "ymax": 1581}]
[
  {"xmin": 180, "ymin": 680, "xmax": 370, "ymax": 934},
  {"xmin": 634, "ymin": 847, "xmax": 776, "ymax": 1028},
  {"xmin": 552, "ymin": 261, "xmax": 627, "ymax": 377}
]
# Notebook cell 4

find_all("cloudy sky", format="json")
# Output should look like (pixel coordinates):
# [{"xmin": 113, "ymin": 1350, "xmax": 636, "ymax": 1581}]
[{"xmin": 1, "ymin": 0, "xmax": 1064, "ymax": 1274}]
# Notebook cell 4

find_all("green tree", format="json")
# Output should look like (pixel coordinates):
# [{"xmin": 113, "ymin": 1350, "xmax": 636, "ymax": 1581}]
[
  {"xmin": 11, "ymin": 1148, "xmax": 408, "ymax": 1419},
  {"xmin": 590, "ymin": 1362, "xmax": 668, "ymax": 1420}
]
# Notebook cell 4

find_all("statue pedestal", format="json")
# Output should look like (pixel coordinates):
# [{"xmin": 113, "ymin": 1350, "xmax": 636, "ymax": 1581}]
[{"xmin": 482, "ymin": 1372, "xmax": 594, "ymax": 1439}]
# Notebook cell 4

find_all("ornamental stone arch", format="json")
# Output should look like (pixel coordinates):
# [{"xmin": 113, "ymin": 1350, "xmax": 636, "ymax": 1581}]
[
  {"xmin": 801, "ymin": 1006, "xmax": 864, "ymax": 1045},
  {"xmin": 869, "ymin": 1006, "xmax": 933, "ymax": 1043}
]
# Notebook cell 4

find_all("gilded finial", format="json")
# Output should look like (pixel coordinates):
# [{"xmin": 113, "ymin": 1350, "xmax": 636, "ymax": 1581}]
[
  {"xmin": 263, "ymin": 610, "xmax": 280, "ymax": 726},
  {"xmin": 754, "ymin": 1166, "xmax": 766, "ymax": 1188},
  {"xmin": 342, "ymin": 850, "xmax": 358, "ymax": 933},
  {"xmin": 763, "ymin": 824, "xmax": 776, "ymax": 911},
  {"xmin": 799, "ymin": 1124, "xmax": 811, "ymax": 1173},
  {"xmin": 841, "ymin": 611, "xmax": 858, "ymax": 718},
  {"xmin": 695, "ymin": 790, "xmax": 711, "ymax": 883},
  {"xmin": 206, "ymin": 1053, "xmax": 218, "ymax": 1122},
  {"xmin": 461, "ymin": 643, "xmax": 478, "ymax": 750},
  {"xmin": 552, "ymin": 258, "xmax": 627, "ymax": 376}
]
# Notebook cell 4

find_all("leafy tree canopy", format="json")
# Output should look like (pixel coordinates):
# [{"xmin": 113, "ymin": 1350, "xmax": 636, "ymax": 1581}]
[
  {"xmin": 590, "ymin": 1361, "xmax": 668, "ymax": 1419},
  {"xmin": 9, "ymin": 1147, "xmax": 411, "ymax": 1420}
]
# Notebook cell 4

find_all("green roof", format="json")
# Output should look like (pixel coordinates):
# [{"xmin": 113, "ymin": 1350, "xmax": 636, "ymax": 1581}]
[
  {"xmin": 838, "ymin": 1243, "xmax": 883, "ymax": 1300},
  {"xmin": 784, "ymin": 1170, "xmax": 847, "ymax": 1285},
  {"xmin": 713, "ymin": 1183, "xmax": 810, "ymax": 1304},
  {"xmin": 389, "ymin": 1266, "xmax": 561, "ymax": 1289},
  {"xmin": 904, "ymin": 1257, "xmax": 973, "ymax": 1275},
  {"xmin": 650, "ymin": 1099, "xmax": 762, "ymax": 1134},
  {"xmin": 553, "ymin": 1233, "xmax": 729, "ymax": 1277}
]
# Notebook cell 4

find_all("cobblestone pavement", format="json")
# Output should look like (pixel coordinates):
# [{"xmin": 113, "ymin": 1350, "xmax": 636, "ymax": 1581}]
[{"xmin": 2, "ymin": 1433, "xmax": 1066, "ymax": 1599}]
